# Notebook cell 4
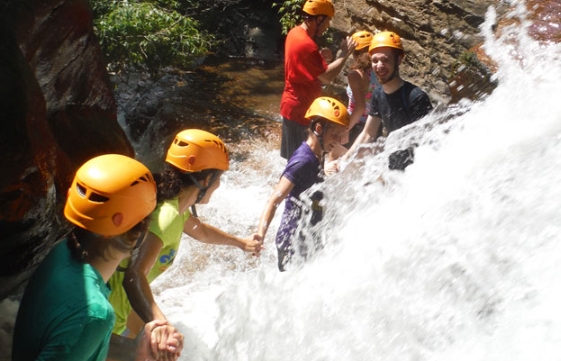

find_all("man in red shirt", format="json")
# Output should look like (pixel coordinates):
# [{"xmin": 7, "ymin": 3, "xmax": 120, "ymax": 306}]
[{"xmin": 280, "ymin": 0, "xmax": 356, "ymax": 160}]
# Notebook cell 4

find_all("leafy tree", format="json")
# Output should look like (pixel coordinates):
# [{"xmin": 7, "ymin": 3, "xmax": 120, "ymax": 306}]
[
  {"xmin": 272, "ymin": 0, "xmax": 337, "ymax": 50},
  {"xmin": 92, "ymin": 0, "xmax": 215, "ymax": 74},
  {"xmin": 272, "ymin": 0, "xmax": 304, "ymax": 35}
]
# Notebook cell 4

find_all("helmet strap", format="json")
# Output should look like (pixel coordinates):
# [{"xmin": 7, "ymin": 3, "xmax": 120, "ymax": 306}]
[
  {"xmin": 190, "ymin": 205, "xmax": 199, "ymax": 218},
  {"xmin": 187, "ymin": 170, "xmax": 221, "ymax": 217},
  {"xmin": 313, "ymin": 15, "xmax": 327, "ymax": 39},
  {"xmin": 133, "ymin": 229, "xmax": 148, "ymax": 251},
  {"xmin": 311, "ymin": 119, "xmax": 329, "ymax": 153}
]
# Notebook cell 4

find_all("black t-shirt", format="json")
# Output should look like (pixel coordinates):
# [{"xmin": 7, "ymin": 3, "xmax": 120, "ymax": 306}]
[{"xmin": 370, "ymin": 81, "xmax": 433, "ymax": 133}]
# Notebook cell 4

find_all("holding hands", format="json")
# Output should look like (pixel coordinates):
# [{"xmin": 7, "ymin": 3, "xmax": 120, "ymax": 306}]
[
  {"xmin": 135, "ymin": 320, "xmax": 184, "ymax": 361},
  {"xmin": 241, "ymin": 236, "xmax": 263, "ymax": 256}
]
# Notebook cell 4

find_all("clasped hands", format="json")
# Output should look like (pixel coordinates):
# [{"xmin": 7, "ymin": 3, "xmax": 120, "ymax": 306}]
[{"xmin": 135, "ymin": 320, "xmax": 184, "ymax": 361}]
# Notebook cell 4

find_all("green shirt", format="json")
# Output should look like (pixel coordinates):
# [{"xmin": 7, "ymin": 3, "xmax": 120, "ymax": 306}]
[
  {"xmin": 12, "ymin": 240, "xmax": 114, "ymax": 361},
  {"xmin": 108, "ymin": 198, "xmax": 190, "ymax": 334}
]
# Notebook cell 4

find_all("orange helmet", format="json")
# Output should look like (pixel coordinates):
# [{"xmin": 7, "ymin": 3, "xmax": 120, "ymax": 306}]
[
  {"xmin": 351, "ymin": 31, "xmax": 373, "ymax": 51},
  {"xmin": 305, "ymin": 97, "xmax": 350, "ymax": 128},
  {"xmin": 302, "ymin": 0, "xmax": 335, "ymax": 17},
  {"xmin": 165, "ymin": 129, "xmax": 229, "ymax": 173},
  {"xmin": 64, "ymin": 154, "xmax": 157, "ymax": 237},
  {"xmin": 369, "ymin": 31, "xmax": 404, "ymax": 54}
]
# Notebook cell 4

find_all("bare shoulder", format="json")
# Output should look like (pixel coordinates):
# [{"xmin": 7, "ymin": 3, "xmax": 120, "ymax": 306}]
[{"xmin": 347, "ymin": 69, "xmax": 364, "ymax": 81}]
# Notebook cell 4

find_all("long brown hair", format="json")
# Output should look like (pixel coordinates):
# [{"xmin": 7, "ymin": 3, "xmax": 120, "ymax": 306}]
[
  {"xmin": 349, "ymin": 49, "xmax": 371, "ymax": 73},
  {"xmin": 153, "ymin": 163, "xmax": 218, "ymax": 203}
]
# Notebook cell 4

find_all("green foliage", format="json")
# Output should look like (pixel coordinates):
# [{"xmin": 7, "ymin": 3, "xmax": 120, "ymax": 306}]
[
  {"xmin": 271, "ymin": 0, "xmax": 335, "ymax": 47},
  {"xmin": 451, "ymin": 51, "xmax": 488, "ymax": 74},
  {"xmin": 90, "ymin": 0, "xmax": 117, "ymax": 18},
  {"xmin": 449, "ymin": 50, "xmax": 497, "ymax": 103},
  {"xmin": 92, "ymin": 1, "xmax": 215, "ymax": 74},
  {"xmin": 272, "ymin": 0, "xmax": 304, "ymax": 35},
  {"xmin": 271, "ymin": 0, "xmax": 338, "ymax": 52}
]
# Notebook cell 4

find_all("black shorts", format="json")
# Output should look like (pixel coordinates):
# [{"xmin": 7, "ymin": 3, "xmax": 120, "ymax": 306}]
[{"xmin": 281, "ymin": 117, "xmax": 308, "ymax": 160}]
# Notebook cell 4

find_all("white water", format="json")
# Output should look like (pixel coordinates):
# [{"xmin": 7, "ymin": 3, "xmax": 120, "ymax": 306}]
[
  {"xmin": 150, "ymin": 3, "xmax": 561, "ymax": 361},
  {"xmin": 2, "ymin": 1, "xmax": 561, "ymax": 360}
]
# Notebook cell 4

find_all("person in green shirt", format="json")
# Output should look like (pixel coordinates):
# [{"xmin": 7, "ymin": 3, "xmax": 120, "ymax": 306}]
[
  {"xmin": 108, "ymin": 129, "xmax": 262, "ymax": 340},
  {"xmin": 12, "ymin": 154, "xmax": 183, "ymax": 361}
]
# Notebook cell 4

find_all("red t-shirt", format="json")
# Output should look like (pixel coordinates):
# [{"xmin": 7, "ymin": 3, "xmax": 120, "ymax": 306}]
[{"xmin": 280, "ymin": 26, "xmax": 328, "ymax": 126}]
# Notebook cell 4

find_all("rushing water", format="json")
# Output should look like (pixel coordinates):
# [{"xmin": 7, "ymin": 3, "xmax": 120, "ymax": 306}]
[
  {"xmin": 151, "ymin": 4, "xmax": 561, "ymax": 361},
  {"xmin": 2, "ymin": 1, "xmax": 560, "ymax": 360}
]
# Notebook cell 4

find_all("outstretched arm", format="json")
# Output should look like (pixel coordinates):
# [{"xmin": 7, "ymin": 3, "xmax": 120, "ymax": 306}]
[
  {"xmin": 255, "ymin": 176, "xmax": 294, "ymax": 243},
  {"xmin": 342, "ymin": 114, "xmax": 383, "ymax": 161},
  {"xmin": 183, "ymin": 215, "xmax": 263, "ymax": 256}
]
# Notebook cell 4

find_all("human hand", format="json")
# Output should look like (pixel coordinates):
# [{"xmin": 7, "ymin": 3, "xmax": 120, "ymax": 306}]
[
  {"xmin": 135, "ymin": 320, "xmax": 183, "ymax": 361},
  {"xmin": 339, "ymin": 36, "xmax": 357, "ymax": 58},
  {"xmin": 152, "ymin": 322, "xmax": 183, "ymax": 361},
  {"xmin": 320, "ymin": 47, "xmax": 333, "ymax": 62},
  {"xmin": 324, "ymin": 160, "xmax": 339, "ymax": 176},
  {"xmin": 242, "ymin": 235, "xmax": 263, "ymax": 256},
  {"xmin": 252, "ymin": 232, "xmax": 264, "ymax": 243}
]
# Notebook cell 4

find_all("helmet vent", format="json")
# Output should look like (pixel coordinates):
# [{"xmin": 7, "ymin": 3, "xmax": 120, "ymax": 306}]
[
  {"xmin": 133, "ymin": 173, "xmax": 153, "ymax": 185},
  {"xmin": 205, "ymin": 139, "xmax": 227, "ymax": 153},
  {"xmin": 89, "ymin": 192, "xmax": 109, "ymax": 203},
  {"xmin": 175, "ymin": 140, "xmax": 189, "ymax": 147},
  {"xmin": 76, "ymin": 183, "xmax": 87, "ymax": 197}
]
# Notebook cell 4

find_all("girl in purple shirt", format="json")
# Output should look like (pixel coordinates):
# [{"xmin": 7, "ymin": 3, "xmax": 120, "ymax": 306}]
[{"xmin": 256, "ymin": 97, "xmax": 350, "ymax": 271}]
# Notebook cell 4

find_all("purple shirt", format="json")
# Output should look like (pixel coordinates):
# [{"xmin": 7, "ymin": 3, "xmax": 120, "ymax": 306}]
[{"xmin": 275, "ymin": 142, "xmax": 322, "ymax": 251}]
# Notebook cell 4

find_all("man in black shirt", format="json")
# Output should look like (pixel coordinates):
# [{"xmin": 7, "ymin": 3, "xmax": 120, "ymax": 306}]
[{"xmin": 344, "ymin": 31, "xmax": 433, "ymax": 170}]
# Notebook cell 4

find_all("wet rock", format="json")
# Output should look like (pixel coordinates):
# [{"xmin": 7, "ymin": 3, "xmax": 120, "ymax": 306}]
[{"xmin": 0, "ymin": 0, "xmax": 132, "ymax": 300}]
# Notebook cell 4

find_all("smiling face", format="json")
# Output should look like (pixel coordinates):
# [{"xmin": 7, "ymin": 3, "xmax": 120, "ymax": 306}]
[
  {"xmin": 371, "ymin": 47, "xmax": 402, "ymax": 84},
  {"xmin": 320, "ymin": 122, "xmax": 348, "ymax": 152}
]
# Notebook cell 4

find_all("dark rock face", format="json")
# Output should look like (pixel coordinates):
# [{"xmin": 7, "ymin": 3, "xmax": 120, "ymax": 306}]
[{"xmin": 0, "ymin": 0, "xmax": 133, "ymax": 300}]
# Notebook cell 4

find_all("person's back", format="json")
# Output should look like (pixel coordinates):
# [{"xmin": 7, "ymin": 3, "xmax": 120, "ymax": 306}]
[
  {"xmin": 281, "ymin": 26, "xmax": 326, "ymax": 127},
  {"xmin": 344, "ymin": 30, "xmax": 379, "ymax": 147},
  {"xmin": 12, "ymin": 240, "xmax": 114, "ymax": 361},
  {"xmin": 346, "ymin": 69, "xmax": 377, "ymax": 123}
]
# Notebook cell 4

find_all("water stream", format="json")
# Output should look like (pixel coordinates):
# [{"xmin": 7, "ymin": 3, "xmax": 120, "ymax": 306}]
[
  {"xmin": 149, "ymin": 3, "xmax": 561, "ymax": 360},
  {"xmin": 1, "ymin": 1, "xmax": 560, "ymax": 360}
]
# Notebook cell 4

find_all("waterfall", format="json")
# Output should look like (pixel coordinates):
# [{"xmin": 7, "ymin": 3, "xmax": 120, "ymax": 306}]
[
  {"xmin": 151, "ymin": 3, "xmax": 561, "ymax": 360},
  {"xmin": 1, "ymin": 1, "xmax": 559, "ymax": 360}
]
